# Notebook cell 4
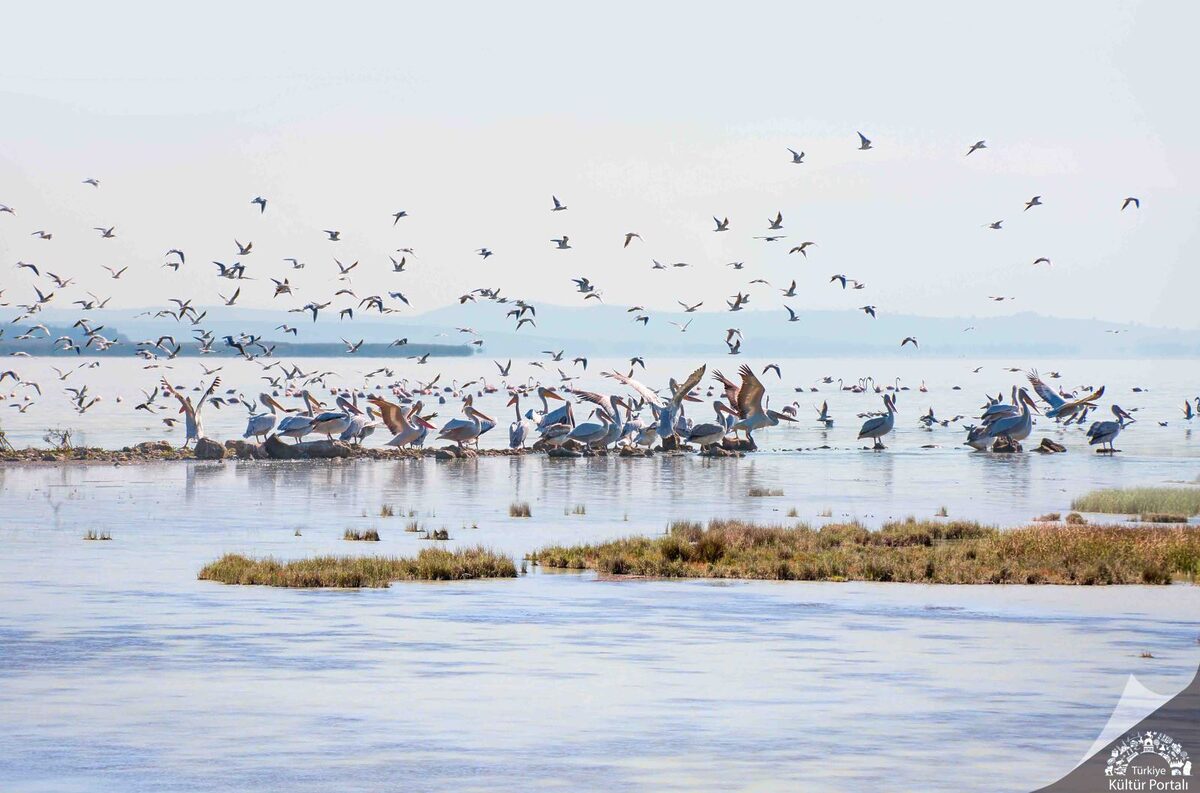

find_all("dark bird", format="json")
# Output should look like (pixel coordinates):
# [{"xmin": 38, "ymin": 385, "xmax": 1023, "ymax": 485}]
[
  {"xmin": 901, "ymin": 336, "xmax": 919, "ymax": 349},
  {"xmin": 251, "ymin": 196, "xmax": 267, "ymax": 213}
]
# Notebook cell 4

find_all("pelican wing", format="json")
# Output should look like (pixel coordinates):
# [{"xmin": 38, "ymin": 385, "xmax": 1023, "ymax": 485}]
[
  {"xmin": 368, "ymin": 395, "xmax": 406, "ymax": 434},
  {"xmin": 670, "ymin": 364, "xmax": 707, "ymax": 406},
  {"xmin": 734, "ymin": 364, "xmax": 765, "ymax": 418},
  {"xmin": 711, "ymin": 369, "xmax": 741, "ymax": 413},
  {"xmin": 603, "ymin": 370, "xmax": 664, "ymax": 407},
  {"xmin": 858, "ymin": 415, "xmax": 887, "ymax": 438},
  {"xmin": 567, "ymin": 388, "xmax": 609, "ymax": 408},
  {"xmin": 1026, "ymin": 370, "xmax": 1064, "ymax": 409}
]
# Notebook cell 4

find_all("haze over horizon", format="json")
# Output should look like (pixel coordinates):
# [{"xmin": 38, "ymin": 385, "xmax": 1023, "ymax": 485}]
[{"xmin": 3, "ymin": 0, "xmax": 1198, "ymax": 338}]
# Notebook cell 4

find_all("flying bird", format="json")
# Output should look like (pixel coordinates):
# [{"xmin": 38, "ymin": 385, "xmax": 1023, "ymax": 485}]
[
  {"xmin": 788, "ymin": 148, "xmax": 805, "ymax": 164},
  {"xmin": 901, "ymin": 336, "xmax": 919, "ymax": 348},
  {"xmin": 857, "ymin": 131, "xmax": 873, "ymax": 150},
  {"xmin": 251, "ymin": 196, "xmax": 267, "ymax": 213},
  {"xmin": 1121, "ymin": 197, "xmax": 1140, "ymax": 211},
  {"xmin": 965, "ymin": 140, "xmax": 987, "ymax": 156}
]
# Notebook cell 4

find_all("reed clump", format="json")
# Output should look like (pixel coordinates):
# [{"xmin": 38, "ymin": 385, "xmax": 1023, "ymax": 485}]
[
  {"xmin": 380, "ymin": 505, "xmax": 395, "ymax": 518},
  {"xmin": 748, "ymin": 487, "xmax": 784, "ymax": 497},
  {"xmin": 1035, "ymin": 513, "xmax": 1061, "ymax": 522},
  {"xmin": 83, "ymin": 529, "xmax": 112, "ymax": 541},
  {"xmin": 527, "ymin": 518, "xmax": 1200, "ymax": 585},
  {"xmin": 404, "ymin": 521, "xmax": 421, "ymax": 533},
  {"xmin": 1141, "ymin": 513, "xmax": 1189, "ymax": 524},
  {"xmin": 1072, "ymin": 487, "xmax": 1200, "ymax": 516},
  {"xmin": 509, "ymin": 502, "xmax": 532, "ymax": 518},
  {"xmin": 343, "ymin": 529, "xmax": 381, "ymax": 542},
  {"xmin": 420, "ymin": 528, "xmax": 450, "ymax": 541},
  {"xmin": 198, "ymin": 547, "xmax": 516, "ymax": 587}
]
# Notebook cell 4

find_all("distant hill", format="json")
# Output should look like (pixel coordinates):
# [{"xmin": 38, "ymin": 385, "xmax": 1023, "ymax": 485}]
[{"xmin": 4, "ymin": 303, "xmax": 1194, "ymax": 358}]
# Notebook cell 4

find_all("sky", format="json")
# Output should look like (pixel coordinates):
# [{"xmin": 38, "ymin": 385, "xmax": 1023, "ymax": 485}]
[{"xmin": 2, "ymin": 0, "xmax": 1198, "ymax": 331}]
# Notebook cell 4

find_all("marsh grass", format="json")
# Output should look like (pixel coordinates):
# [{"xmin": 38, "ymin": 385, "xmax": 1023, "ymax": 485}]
[
  {"xmin": 380, "ymin": 505, "xmax": 395, "ymax": 518},
  {"xmin": 1065, "ymin": 512, "xmax": 1087, "ymax": 525},
  {"xmin": 83, "ymin": 529, "xmax": 111, "ymax": 541},
  {"xmin": 818, "ymin": 508, "xmax": 833, "ymax": 518},
  {"xmin": 571, "ymin": 504, "xmax": 586, "ymax": 515},
  {"xmin": 199, "ymin": 547, "xmax": 517, "ymax": 587},
  {"xmin": 1035, "ymin": 513, "xmax": 1062, "ymax": 522},
  {"xmin": 1072, "ymin": 487, "xmax": 1200, "ymax": 517},
  {"xmin": 420, "ymin": 528, "xmax": 450, "ymax": 541},
  {"xmin": 343, "ymin": 529, "xmax": 381, "ymax": 542},
  {"xmin": 1141, "ymin": 513, "xmax": 1189, "ymax": 524},
  {"xmin": 936, "ymin": 506, "xmax": 949, "ymax": 517},
  {"xmin": 786, "ymin": 507, "xmax": 799, "ymax": 518},
  {"xmin": 404, "ymin": 521, "xmax": 421, "ymax": 533},
  {"xmin": 748, "ymin": 487, "xmax": 784, "ymax": 497},
  {"xmin": 509, "ymin": 502, "xmax": 532, "ymax": 518},
  {"xmin": 527, "ymin": 518, "xmax": 1200, "ymax": 585}
]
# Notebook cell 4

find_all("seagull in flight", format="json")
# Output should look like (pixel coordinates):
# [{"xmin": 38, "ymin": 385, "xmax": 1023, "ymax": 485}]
[
  {"xmin": 678, "ymin": 300, "xmax": 703, "ymax": 313},
  {"xmin": 1121, "ymin": 197, "xmax": 1140, "ymax": 211},
  {"xmin": 623, "ymin": 232, "xmax": 641, "ymax": 248},
  {"xmin": 857, "ymin": 131, "xmax": 873, "ymax": 150},
  {"xmin": 965, "ymin": 140, "xmax": 987, "ymax": 156},
  {"xmin": 477, "ymin": 248, "xmax": 493, "ymax": 258},
  {"xmin": 986, "ymin": 220, "xmax": 1003, "ymax": 230},
  {"xmin": 901, "ymin": 336, "xmax": 919, "ymax": 348},
  {"xmin": 251, "ymin": 196, "xmax": 267, "ymax": 213},
  {"xmin": 860, "ymin": 305, "xmax": 877, "ymax": 318},
  {"xmin": 392, "ymin": 210, "xmax": 408, "ymax": 225},
  {"xmin": 713, "ymin": 216, "xmax": 730, "ymax": 232},
  {"xmin": 1033, "ymin": 257, "xmax": 1051, "ymax": 266},
  {"xmin": 551, "ymin": 236, "xmax": 571, "ymax": 250},
  {"xmin": 324, "ymin": 229, "xmax": 341, "ymax": 241},
  {"xmin": 785, "ymin": 306, "xmax": 800, "ymax": 322},
  {"xmin": 83, "ymin": 178, "xmax": 100, "ymax": 187},
  {"xmin": 94, "ymin": 226, "xmax": 116, "ymax": 238},
  {"xmin": 768, "ymin": 211, "xmax": 783, "ymax": 230},
  {"xmin": 1024, "ymin": 195, "xmax": 1042, "ymax": 211},
  {"xmin": 788, "ymin": 148, "xmax": 805, "ymax": 164},
  {"xmin": 789, "ymin": 242, "xmax": 816, "ymax": 256},
  {"xmin": 551, "ymin": 196, "xmax": 567, "ymax": 211}
]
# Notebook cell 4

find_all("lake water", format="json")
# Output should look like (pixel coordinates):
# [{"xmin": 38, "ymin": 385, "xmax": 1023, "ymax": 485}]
[{"xmin": 2, "ymin": 356, "xmax": 1199, "ymax": 790}]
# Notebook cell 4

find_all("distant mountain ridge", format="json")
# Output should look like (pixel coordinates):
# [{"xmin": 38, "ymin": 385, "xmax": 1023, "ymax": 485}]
[{"xmin": 4, "ymin": 303, "xmax": 1194, "ymax": 358}]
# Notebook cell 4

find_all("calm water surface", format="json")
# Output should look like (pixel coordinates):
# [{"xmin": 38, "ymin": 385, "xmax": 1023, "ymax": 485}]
[{"xmin": 2, "ymin": 356, "xmax": 1199, "ymax": 791}]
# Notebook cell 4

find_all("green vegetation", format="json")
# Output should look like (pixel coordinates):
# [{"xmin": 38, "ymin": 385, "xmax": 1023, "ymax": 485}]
[
  {"xmin": 1072, "ymin": 487, "xmax": 1200, "ymax": 517},
  {"xmin": 343, "ymin": 529, "xmax": 381, "ymax": 542},
  {"xmin": 527, "ymin": 518, "xmax": 1200, "ymax": 585},
  {"xmin": 198, "ymin": 547, "xmax": 517, "ymax": 587},
  {"xmin": 509, "ymin": 502, "xmax": 532, "ymax": 518}
]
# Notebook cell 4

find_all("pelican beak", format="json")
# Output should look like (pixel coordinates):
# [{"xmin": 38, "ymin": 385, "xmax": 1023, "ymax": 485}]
[
  {"xmin": 544, "ymin": 390, "xmax": 565, "ymax": 401},
  {"xmin": 683, "ymin": 393, "xmax": 703, "ymax": 403},
  {"xmin": 473, "ymin": 408, "xmax": 495, "ymax": 423},
  {"xmin": 418, "ymin": 416, "xmax": 438, "ymax": 429},
  {"xmin": 507, "ymin": 395, "xmax": 518, "ymax": 407}
]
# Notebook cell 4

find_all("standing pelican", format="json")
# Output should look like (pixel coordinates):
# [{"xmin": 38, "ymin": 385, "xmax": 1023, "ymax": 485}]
[
  {"xmin": 983, "ymin": 388, "xmax": 1040, "ymax": 445},
  {"xmin": 508, "ymin": 393, "xmax": 535, "ymax": 449},
  {"xmin": 438, "ymin": 396, "xmax": 495, "ymax": 448},
  {"xmin": 1087, "ymin": 405, "xmax": 1135, "ymax": 452},
  {"xmin": 370, "ymin": 396, "xmax": 437, "ymax": 448},
  {"xmin": 726, "ymin": 365, "xmax": 796, "ymax": 445},
  {"xmin": 685, "ymin": 401, "xmax": 733, "ymax": 449},
  {"xmin": 857, "ymin": 394, "xmax": 897, "ymax": 449},
  {"xmin": 243, "ymin": 393, "xmax": 289, "ymax": 442},
  {"xmin": 277, "ymin": 391, "xmax": 319, "ymax": 443},
  {"xmin": 534, "ymin": 386, "xmax": 570, "ymax": 430}
]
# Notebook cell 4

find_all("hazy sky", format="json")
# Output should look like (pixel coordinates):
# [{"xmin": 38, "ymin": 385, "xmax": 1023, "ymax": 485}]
[{"xmin": 2, "ymin": 1, "xmax": 1198, "ymax": 329}]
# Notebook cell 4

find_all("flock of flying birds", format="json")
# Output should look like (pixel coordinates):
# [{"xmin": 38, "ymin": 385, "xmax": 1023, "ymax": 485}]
[{"xmin": 0, "ymin": 132, "xmax": 1190, "ymax": 454}]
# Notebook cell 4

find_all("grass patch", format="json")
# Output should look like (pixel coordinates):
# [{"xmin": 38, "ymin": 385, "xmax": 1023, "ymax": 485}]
[
  {"xmin": 1072, "ymin": 487, "xmax": 1200, "ymax": 516},
  {"xmin": 1035, "ymin": 513, "xmax": 1061, "ymax": 523},
  {"xmin": 786, "ymin": 507, "xmax": 799, "ymax": 518},
  {"xmin": 343, "ymin": 529, "xmax": 381, "ymax": 542},
  {"xmin": 569, "ymin": 504, "xmax": 586, "ymax": 515},
  {"xmin": 1141, "ymin": 513, "xmax": 1189, "ymax": 524},
  {"xmin": 380, "ymin": 505, "xmax": 395, "ymax": 518},
  {"xmin": 198, "ymin": 547, "xmax": 516, "ymax": 587},
  {"xmin": 748, "ymin": 487, "xmax": 784, "ymax": 497},
  {"xmin": 420, "ymin": 528, "xmax": 450, "ymax": 541},
  {"xmin": 509, "ymin": 502, "xmax": 532, "ymax": 518},
  {"xmin": 83, "ymin": 529, "xmax": 112, "ymax": 541},
  {"xmin": 404, "ymin": 521, "xmax": 421, "ymax": 533},
  {"xmin": 527, "ymin": 518, "xmax": 1200, "ymax": 585},
  {"xmin": 1065, "ymin": 512, "xmax": 1087, "ymax": 525},
  {"xmin": 936, "ymin": 506, "xmax": 949, "ymax": 517}
]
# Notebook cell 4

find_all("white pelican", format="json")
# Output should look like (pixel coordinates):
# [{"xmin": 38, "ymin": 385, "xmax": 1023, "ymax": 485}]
[
  {"xmin": 508, "ymin": 394, "xmax": 535, "ymax": 449},
  {"xmin": 1027, "ymin": 371, "xmax": 1105, "ymax": 421},
  {"xmin": 857, "ymin": 394, "xmax": 897, "ymax": 449},
  {"xmin": 161, "ymin": 376, "xmax": 220, "ymax": 447},
  {"xmin": 243, "ymin": 393, "xmax": 289, "ymax": 441},
  {"xmin": 311, "ymin": 405, "xmax": 352, "ymax": 441},
  {"xmin": 724, "ymin": 365, "xmax": 796, "ymax": 444},
  {"xmin": 338, "ymin": 397, "xmax": 379, "ymax": 445},
  {"xmin": 684, "ymin": 401, "xmax": 733, "ymax": 449},
  {"xmin": 370, "ymin": 396, "xmax": 436, "ymax": 448},
  {"xmin": 568, "ymin": 405, "xmax": 620, "ymax": 447},
  {"xmin": 983, "ymin": 388, "xmax": 1040, "ymax": 444},
  {"xmin": 438, "ymin": 396, "xmax": 495, "ymax": 448},
  {"xmin": 277, "ymin": 391, "xmax": 319, "ymax": 443},
  {"xmin": 1087, "ymin": 405, "xmax": 1135, "ymax": 452},
  {"xmin": 534, "ymin": 387, "xmax": 569, "ymax": 430}
]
